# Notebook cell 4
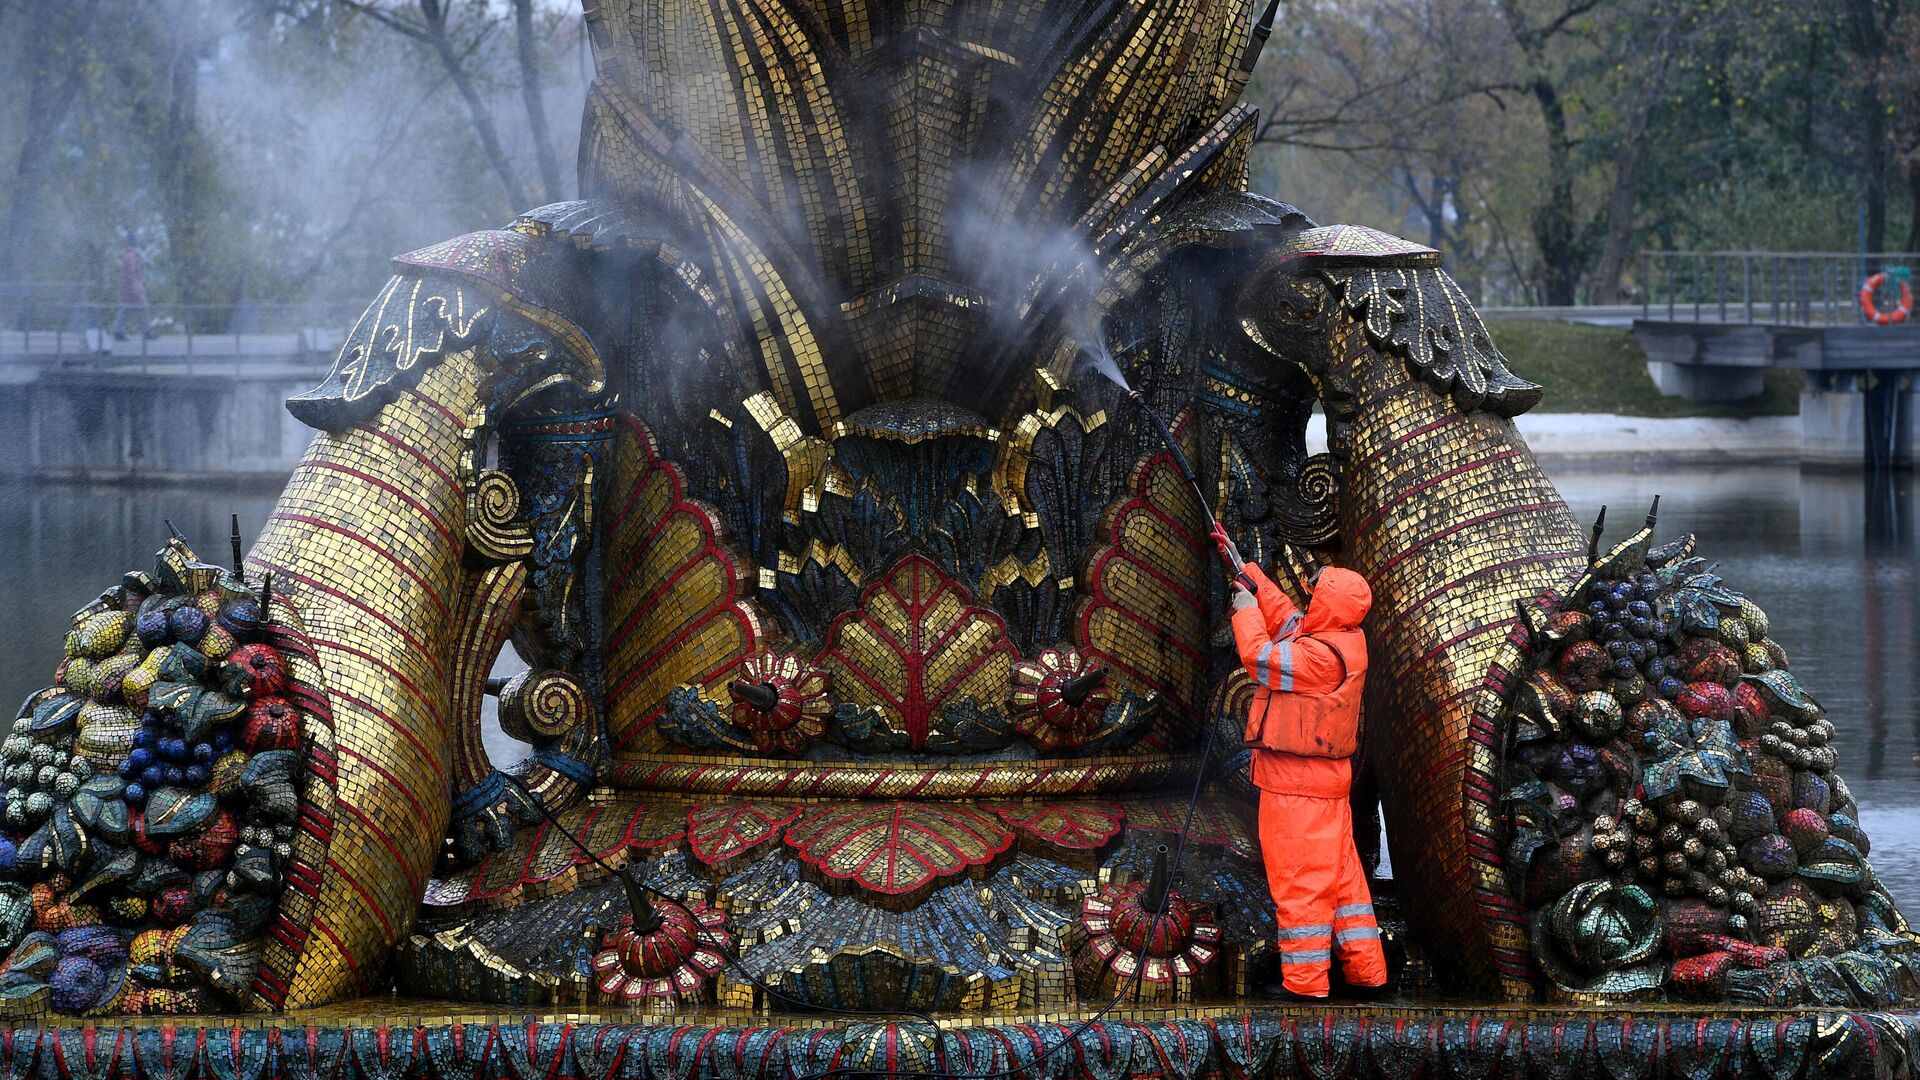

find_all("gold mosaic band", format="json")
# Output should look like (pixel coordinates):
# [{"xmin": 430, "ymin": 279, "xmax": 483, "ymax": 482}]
[
  {"xmin": 1333, "ymin": 317, "xmax": 1586, "ymax": 997},
  {"xmin": 245, "ymin": 356, "xmax": 484, "ymax": 1006}
]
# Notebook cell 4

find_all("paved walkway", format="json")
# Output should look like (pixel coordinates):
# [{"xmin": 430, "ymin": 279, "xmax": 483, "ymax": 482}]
[{"xmin": 1307, "ymin": 412, "xmax": 1801, "ymax": 465}]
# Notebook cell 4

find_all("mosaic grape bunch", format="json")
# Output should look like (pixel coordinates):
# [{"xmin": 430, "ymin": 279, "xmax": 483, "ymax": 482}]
[
  {"xmin": 0, "ymin": 540, "xmax": 311, "ymax": 1015},
  {"xmin": 1504, "ymin": 512, "xmax": 1917, "ymax": 1005}
]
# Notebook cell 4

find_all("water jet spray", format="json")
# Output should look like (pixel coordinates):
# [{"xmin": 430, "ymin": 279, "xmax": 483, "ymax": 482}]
[{"xmin": 1074, "ymin": 343, "xmax": 1357, "ymax": 596}]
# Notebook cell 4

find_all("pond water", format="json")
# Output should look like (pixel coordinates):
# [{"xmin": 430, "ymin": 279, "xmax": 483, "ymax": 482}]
[{"xmin": 0, "ymin": 466, "xmax": 1913, "ymax": 908}]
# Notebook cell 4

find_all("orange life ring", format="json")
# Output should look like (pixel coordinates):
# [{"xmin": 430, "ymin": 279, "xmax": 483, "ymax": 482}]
[{"xmin": 1859, "ymin": 272, "xmax": 1913, "ymax": 325}]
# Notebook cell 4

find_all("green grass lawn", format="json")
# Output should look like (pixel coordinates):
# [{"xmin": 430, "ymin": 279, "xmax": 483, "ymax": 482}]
[{"xmin": 1484, "ymin": 318, "xmax": 1800, "ymax": 417}]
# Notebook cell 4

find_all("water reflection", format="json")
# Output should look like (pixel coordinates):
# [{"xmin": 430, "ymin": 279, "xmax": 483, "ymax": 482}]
[{"xmin": 0, "ymin": 467, "xmax": 1914, "ymax": 905}]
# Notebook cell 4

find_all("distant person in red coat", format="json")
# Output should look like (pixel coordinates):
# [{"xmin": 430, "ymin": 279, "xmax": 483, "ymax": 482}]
[{"xmin": 111, "ymin": 232, "xmax": 149, "ymax": 341}]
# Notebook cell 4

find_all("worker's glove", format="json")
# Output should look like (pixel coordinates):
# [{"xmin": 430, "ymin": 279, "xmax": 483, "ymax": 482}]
[
  {"xmin": 1209, "ymin": 525, "xmax": 1242, "ymax": 568},
  {"xmin": 1229, "ymin": 584, "xmax": 1258, "ymax": 612}
]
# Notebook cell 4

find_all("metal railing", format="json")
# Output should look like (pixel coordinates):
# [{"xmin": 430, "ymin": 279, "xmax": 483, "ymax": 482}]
[
  {"xmin": 0, "ymin": 293, "xmax": 361, "ymax": 364},
  {"xmin": 1638, "ymin": 251, "xmax": 1920, "ymax": 327}
]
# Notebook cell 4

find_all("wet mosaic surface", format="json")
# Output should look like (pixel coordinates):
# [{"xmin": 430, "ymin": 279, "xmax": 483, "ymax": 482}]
[{"xmin": 2, "ymin": 467, "xmax": 1914, "ymax": 910}]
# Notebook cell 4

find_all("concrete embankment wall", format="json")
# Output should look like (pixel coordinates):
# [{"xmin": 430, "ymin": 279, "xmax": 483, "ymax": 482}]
[
  {"xmin": 1513, "ymin": 414, "xmax": 1802, "ymax": 467},
  {"xmin": 0, "ymin": 369, "xmax": 317, "ymax": 484},
  {"xmin": 0, "ymin": 367, "xmax": 1901, "ymax": 482}
]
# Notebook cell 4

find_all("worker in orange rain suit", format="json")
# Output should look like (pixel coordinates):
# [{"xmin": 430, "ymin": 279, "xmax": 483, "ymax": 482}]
[{"xmin": 1213, "ymin": 528, "xmax": 1388, "ymax": 999}]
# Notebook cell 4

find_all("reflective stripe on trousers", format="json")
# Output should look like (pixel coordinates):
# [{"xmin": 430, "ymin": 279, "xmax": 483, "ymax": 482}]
[{"xmin": 1257, "ymin": 786, "xmax": 1389, "ymax": 997}]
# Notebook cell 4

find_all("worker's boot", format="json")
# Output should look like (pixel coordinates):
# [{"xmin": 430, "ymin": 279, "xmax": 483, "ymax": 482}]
[{"xmin": 1258, "ymin": 981, "xmax": 1328, "ymax": 1003}]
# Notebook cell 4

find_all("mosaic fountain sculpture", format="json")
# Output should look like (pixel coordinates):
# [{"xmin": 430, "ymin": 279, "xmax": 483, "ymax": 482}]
[{"xmin": 1, "ymin": 2, "xmax": 1917, "ymax": 1076}]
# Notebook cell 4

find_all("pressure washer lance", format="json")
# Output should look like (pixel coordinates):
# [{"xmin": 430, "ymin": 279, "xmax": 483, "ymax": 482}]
[
  {"xmin": 1124, "ymin": 387, "xmax": 1244, "ymax": 573},
  {"xmin": 1123, "ymin": 384, "xmax": 1338, "ymax": 763},
  {"xmin": 1118, "ymin": 386, "xmax": 1335, "ymax": 598}
]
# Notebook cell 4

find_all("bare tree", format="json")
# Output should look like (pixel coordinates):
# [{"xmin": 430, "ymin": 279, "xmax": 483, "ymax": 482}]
[
  {"xmin": 1250, "ymin": 0, "xmax": 1498, "ymax": 158},
  {"xmin": 0, "ymin": 1, "xmax": 95, "ymax": 283},
  {"xmin": 1587, "ymin": 5, "xmax": 1692, "ymax": 304},
  {"xmin": 1895, "ymin": 6, "xmax": 1920, "ymax": 253},
  {"xmin": 512, "ymin": 0, "xmax": 562, "ymax": 204},
  {"xmin": 338, "ymin": 0, "xmax": 531, "ymax": 208},
  {"xmin": 1840, "ymin": 0, "xmax": 1908, "ymax": 256}
]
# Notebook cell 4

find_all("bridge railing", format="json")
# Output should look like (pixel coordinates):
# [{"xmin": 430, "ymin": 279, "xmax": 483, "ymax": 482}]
[
  {"xmin": 0, "ymin": 291, "xmax": 361, "ymax": 362},
  {"xmin": 1638, "ymin": 251, "xmax": 1920, "ymax": 326}
]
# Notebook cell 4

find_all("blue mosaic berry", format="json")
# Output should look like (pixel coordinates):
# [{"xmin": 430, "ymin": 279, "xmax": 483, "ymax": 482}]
[
  {"xmin": 135, "ymin": 609, "xmax": 172, "ymax": 646},
  {"xmin": 168, "ymin": 606, "xmax": 208, "ymax": 644}
]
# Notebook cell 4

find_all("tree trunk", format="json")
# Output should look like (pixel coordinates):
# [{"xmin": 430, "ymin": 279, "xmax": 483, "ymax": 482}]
[
  {"xmin": 1402, "ymin": 167, "xmax": 1449, "ymax": 252},
  {"xmin": 0, "ymin": 9, "xmax": 83, "ymax": 284},
  {"xmin": 512, "ymin": 0, "xmax": 563, "ymax": 204},
  {"xmin": 1845, "ymin": 0, "xmax": 1893, "ymax": 257},
  {"xmin": 1906, "ymin": 163, "xmax": 1920, "ymax": 254},
  {"xmin": 421, "ymin": 0, "xmax": 530, "ymax": 209},
  {"xmin": 1529, "ymin": 78, "xmax": 1580, "ymax": 306},
  {"xmin": 1588, "ymin": 134, "xmax": 1646, "ymax": 306},
  {"xmin": 1590, "ymin": 66, "xmax": 1671, "ymax": 306},
  {"xmin": 152, "ymin": 2, "xmax": 218, "ymax": 323},
  {"xmin": 1864, "ymin": 103, "xmax": 1888, "ymax": 256}
]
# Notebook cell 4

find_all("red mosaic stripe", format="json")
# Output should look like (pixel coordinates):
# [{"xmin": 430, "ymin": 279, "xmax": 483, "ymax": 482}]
[
  {"xmin": 302, "ymin": 460, "xmax": 459, "ymax": 550},
  {"xmin": 247, "ymin": 556, "xmax": 448, "ymax": 683},
  {"xmin": 269, "ymin": 512, "xmax": 452, "ymax": 621}
]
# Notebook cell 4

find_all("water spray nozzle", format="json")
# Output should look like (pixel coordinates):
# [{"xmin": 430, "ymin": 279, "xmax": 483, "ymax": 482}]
[
  {"xmin": 619, "ymin": 861, "xmax": 664, "ymax": 934},
  {"xmin": 729, "ymin": 680, "xmax": 782, "ymax": 712},
  {"xmin": 1143, "ymin": 843, "xmax": 1173, "ymax": 913},
  {"xmin": 1059, "ymin": 666, "xmax": 1109, "ymax": 707}
]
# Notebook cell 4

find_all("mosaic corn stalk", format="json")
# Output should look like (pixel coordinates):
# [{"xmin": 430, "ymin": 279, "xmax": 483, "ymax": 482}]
[
  {"xmin": 1329, "ymin": 314, "xmax": 1587, "ymax": 997},
  {"xmin": 241, "ymin": 354, "xmax": 485, "ymax": 1006}
]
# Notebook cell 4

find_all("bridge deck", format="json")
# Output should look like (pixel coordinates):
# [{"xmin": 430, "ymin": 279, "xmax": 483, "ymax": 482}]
[{"xmin": 1633, "ymin": 320, "xmax": 1920, "ymax": 371}]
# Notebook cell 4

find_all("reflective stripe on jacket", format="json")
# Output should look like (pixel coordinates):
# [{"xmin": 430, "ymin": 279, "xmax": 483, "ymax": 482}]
[{"xmin": 1230, "ymin": 564, "xmax": 1371, "ymax": 759}]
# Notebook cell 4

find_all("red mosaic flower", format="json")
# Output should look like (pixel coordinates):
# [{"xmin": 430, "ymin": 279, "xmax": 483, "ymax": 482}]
[
  {"xmin": 589, "ymin": 901, "xmax": 732, "ymax": 1007},
  {"xmin": 1010, "ymin": 647, "xmax": 1111, "ymax": 752},
  {"xmin": 1074, "ymin": 880, "xmax": 1223, "ymax": 1001},
  {"xmin": 728, "ymin": 651, "xmax": 830, "ymax": 756}
]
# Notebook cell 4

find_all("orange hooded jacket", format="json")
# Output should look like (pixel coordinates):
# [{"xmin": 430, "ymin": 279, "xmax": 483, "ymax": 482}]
[{"xmin": 1229, "ymin": 563, "xmax": 1372, "ymax": 797}]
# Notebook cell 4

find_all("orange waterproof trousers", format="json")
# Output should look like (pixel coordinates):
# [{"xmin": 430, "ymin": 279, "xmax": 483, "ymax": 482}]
[{"xmin": 1257, "ymin": 789, "xmax": 1387, "ymax": 996}]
